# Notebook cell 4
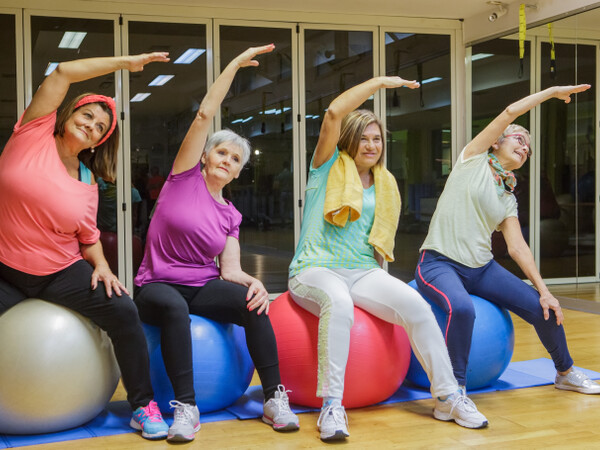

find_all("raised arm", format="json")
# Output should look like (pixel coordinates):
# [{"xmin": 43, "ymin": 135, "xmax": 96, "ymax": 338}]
[
  {"xmin": 171, "ymin": 44, "xmax": 275, "ymax": 175},
  {"xmin": 464, "ymin": 84, "xmax": 591, "ymax": 160},
  {"xmin": 22, "ymin": 52, "xmax": 170, "ymax": 126},
  {"xmin": 312, "ymin": 76, "xmax": 419, "ymax": 169}
]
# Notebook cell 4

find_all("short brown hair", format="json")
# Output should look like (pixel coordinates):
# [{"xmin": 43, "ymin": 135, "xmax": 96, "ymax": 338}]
[
  {"xmin": 54, "ymin": 92, "xmax": 119, "ymax": 181},
  {"xmin": 338, "ymin": 109, "xmax": 385, "ymax": 167}
]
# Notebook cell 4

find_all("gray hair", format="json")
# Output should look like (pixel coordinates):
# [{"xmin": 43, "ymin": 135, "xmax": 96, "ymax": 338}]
[{"xmin": 204, "ymin": 129, "xmax": 251, "ymax": 166}]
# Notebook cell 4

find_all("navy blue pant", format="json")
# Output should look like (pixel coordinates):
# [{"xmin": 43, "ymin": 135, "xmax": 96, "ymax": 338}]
[
  {"xmin": 0, "ymin": 260, "xmax": 154, "ymax": 410},
  {"xmin": 415, "ymin": 249, "xmax": 573, "ymax": 385},
  {"xmin": 134, "ymin": 279, "xmax": 281, "ymax": 405}
]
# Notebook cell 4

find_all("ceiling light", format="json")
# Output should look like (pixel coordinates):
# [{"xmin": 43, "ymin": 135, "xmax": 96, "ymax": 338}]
[
  {"xmin": 471, "ymin": 53, "xmax": 494, "ymax": 61},
  {"xmin": 148, "ymin": 75, "xmax": 174, "ymax": 86},
  {"xmin": 44, "ymin": 62, "xmax": 59, "ymax": 76},
  {"xmin": 131, "ymin": 93, "xmax": 151, "ymax": 102},
  {"xmin": 421, "ymin": 77, "xmax": 442, "ymax": 84},
  {"xmin": 58, "ymin": 31, "xmax": 87, "ymax": 49},
  {"xmin": 174, "ymin": 48, "xmax": 206, "ymax": 64}
]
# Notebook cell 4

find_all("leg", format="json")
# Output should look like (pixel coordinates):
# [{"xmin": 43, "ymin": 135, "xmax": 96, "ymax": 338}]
[
  {"xmin": 134, "ymin": 283, "xmax": 195, "ymax": 405},
  {"xmin": 0, "ymin": 268, "xmax": 27, "ymax": 314},
  {"xmin": 188, "ymin": 279, "xmax": 299, "ymax": 431},
  {"xmin": 38, "ymin": 260, "xmax": 154, "ymax": 411},
  {"xmin": 288, "ymin": 267, "xmax": 355, "ymax": 399},
  {"xmin": 415, "ymin": 252, "xmax": 476, "ymax": 386},
  {"xmin": 471, "ymin": 261, "xmax": 573, "ymax": 372},
  {"xmin": 289, "ymin": 268, "xmax": 354, "ymax": 440},
  {"xmin": 349, "ymin": 268, "xmax": 457, "ymax": 398}
]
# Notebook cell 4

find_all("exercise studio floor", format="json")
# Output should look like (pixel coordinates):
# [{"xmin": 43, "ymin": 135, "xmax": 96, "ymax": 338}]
[{"xmin": 14, "ymin": 285, "xmax": 600, "ymax": 449}]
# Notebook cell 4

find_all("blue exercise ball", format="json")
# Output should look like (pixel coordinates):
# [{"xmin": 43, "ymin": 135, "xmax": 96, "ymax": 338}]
[
  {"xmin": 143, "ymin": 315, "xmax": 254, "ymax": 413},
  {"xmin": 406, "ymin": 280, "xmax": 514, "ymax": 390}
]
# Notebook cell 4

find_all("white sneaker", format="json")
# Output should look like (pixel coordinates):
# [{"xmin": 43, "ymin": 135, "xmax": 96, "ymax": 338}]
[
  {"xmin": 555, "ymin": 368, "xmax": 600, "ymax": 394},
  {"xmin": 433, "ymin": 390, "xmax": 488, "ymax": 429},
  {"xmin": 262, "ymin": 385, "xmax": 300, "ymax": 431},
  {"xmin": 167, "ymin": 400, "xmax": 200, "ymax": 442},
  {"xmin": 317, "ymin": 404, "xmax": 349, "ymax": 441}
]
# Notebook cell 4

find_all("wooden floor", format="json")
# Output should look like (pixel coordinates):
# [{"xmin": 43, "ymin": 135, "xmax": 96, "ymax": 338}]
[{"xmin": 28, "ymin": 286, "xmax": 600, "ymax": 449}]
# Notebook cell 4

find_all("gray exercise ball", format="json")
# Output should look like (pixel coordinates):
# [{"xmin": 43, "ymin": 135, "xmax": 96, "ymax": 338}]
[{"xmin": 0, "ymin": 299, "xmax": 120, "ymax": 434}]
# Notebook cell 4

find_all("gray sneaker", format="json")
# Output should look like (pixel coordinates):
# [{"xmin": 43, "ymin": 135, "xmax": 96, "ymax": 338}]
[
  {"xmin": 262, "ymin": 385, "xmax": 300, "ymax": 431},
  {"xmin": 434, "ymin": 390, "xmax": 488, "ymax": 429},
  {"xmin": 317, "ymin": 404, "xmax": 349, "ymax": 441},
  {"xmin": 555, "ymin": 368, "xmax": 600, "ymax": 394},
  {"xmin": 167, "ymin": 400, "xmax": 200, "ymax": 442}
]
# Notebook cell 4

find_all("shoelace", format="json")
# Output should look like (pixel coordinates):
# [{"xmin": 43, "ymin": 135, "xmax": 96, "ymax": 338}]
[
  {"xmin": 169, "ymin": 400, "xmax": 194, "ymax": 423},
  {"xmin": 273, "ymin": 385, "xmax": 293, "ymax": 413},
  {"xmin": 144, "ymin": 400, "xmax": 163, "ymax": 423},
  {"xmin": 449, "ymin": 392, "xmax": 477, "ymax": 413},
  {"xmin": 317, "ymin": 404, "xmax": 348, "ymax": 427}
]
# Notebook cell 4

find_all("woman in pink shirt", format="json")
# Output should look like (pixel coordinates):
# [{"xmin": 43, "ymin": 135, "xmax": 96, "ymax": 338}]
[
  {"xmin": 0, "ymin": 52, "xmax": 173, "ymax": 440},
  {"xmin": 134, "ymin": 45, "xmax": 299, "ymax": 443}
]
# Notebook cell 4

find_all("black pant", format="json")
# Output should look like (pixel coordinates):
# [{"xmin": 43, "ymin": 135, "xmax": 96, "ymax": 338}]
[
  {"xmin": 134, "ymin": 279, "xmax": 281, "ymax": 404},
  {"xmin": 0, "ymin": 260, "xmax": 154, "ymax": 410}
]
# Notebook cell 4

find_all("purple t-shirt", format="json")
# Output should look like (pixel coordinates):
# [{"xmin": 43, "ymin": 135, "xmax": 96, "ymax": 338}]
[{"xmin": 135, "ymin": 163, "xmax": 242, "ymax": 287}]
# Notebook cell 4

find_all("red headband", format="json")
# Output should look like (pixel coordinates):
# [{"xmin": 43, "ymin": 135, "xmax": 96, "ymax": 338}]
[{"xmin": 74, "ymin": 94, "xmax": 117, "ymax": 147}]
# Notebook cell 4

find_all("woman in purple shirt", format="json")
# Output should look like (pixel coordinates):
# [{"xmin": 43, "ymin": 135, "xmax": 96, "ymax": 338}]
[{"xmin": 134, "ymin": 45, "xmax": 299, "ymax": 443}]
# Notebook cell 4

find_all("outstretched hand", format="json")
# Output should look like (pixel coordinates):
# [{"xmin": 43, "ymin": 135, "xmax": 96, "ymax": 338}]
[
  {"xmin": 554, "ymin": 84, "xmax": 591, "ymax": 103},
  {"xmin": 126, "ymin": 52, "xmax": 170, "ymax": 72},
  {"xmin": 233, "ymin": 44, "xmax": 275, "ymax": 69},
  {"xmin": 380, "ymin": 76, "xmax": 420, "ymax": 90}
]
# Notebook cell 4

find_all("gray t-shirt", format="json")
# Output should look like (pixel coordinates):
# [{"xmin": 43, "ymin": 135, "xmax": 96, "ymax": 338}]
[{"xmin": 420, "ymin": 149, "xmax": 518, "ymax": 268}]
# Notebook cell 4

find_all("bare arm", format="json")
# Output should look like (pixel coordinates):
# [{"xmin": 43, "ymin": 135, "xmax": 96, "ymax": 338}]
[
  {"xmin": 218, "ymin": 236, "xmax": 270, "ymax": 315},
  {"xmin": 171, "ymin": 44, "xmax": 275, "ymax": 175},
  {"xmin": 464, "ymin": 84, "xmax": 591, "ymax": 160},
  {"xmin": 312, "ymin": 76, "xmax": 419, "ymax": 169},
  {"xmin": 22, "ymin": 52, "xmax": 170, "ymax": 127},
  {"xmin": 499, "ymin": 216, "xmax": 563, "ymax": 325},
  {"xmin": 80, "ymin": 240, "xmax": 129, "ymax": 298}
]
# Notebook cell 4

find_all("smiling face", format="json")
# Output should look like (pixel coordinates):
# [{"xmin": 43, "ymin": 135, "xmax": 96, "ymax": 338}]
[
  {"xmin": 491, "ymin": 127, "xmax": 531, "ymax": 171},
  {"xmin": 352, "ymin": 122, "xmax": 383, "ymax": 173},
  {"xmin": 64, "ymin": 104, "xmax": 111, "ymax": 150},
  {"xmin": 201, "ymin": 141, "xmax": 244, "ymax": 186}
]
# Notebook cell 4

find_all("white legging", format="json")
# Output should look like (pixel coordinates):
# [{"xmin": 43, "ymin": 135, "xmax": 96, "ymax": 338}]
[{"xmin": 288, "ymin": 267, "xmax": 458, "ymax": 399}]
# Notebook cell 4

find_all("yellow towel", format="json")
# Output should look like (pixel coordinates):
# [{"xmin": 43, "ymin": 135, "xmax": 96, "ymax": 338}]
[{"xmin": 324, "ymin": 151, "xmax": 401, "ymax": 262}]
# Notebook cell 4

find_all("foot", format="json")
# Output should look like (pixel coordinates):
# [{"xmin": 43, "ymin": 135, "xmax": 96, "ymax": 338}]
[
  {"xmin": 317, "ymin": 404, "xmax": 349, "ymax": 441},
  {"xmin": 129, "ymin": 400, "xmax": 169, "ymax": 440},
  {"xmin": 167, "ymin": 400, "xmax": 201, "ymax": 442},
  {"xmin": 262, "ymin": 385, "xmax": 300, "ymax": 431},
  {"xmin": 555, "ymin": 368, "xmax": 600, "ymax": 394},
  {"xmin": 433, "ymin": 389, "xmax": 488, "ymax": 429}
]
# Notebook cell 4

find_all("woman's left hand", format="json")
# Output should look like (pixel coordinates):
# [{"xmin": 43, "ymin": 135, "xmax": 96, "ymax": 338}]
[
  {"xmin": 246, "ymin": 279, "xmax": 270, "ymax": 315},
  {"xmin": 539, "ymin": 291, "xmax": 563, "ymax": 326},
  {"xmin": 125, "ymin": 52, "xmax": 170, "ymax": 72},
  {"xmin": 91, "ymin": 263, "xmax": 129, "ymax": 298},
  {"xmin": 233, "ymin": 44, "xmax": 275, "ymax": 69}
]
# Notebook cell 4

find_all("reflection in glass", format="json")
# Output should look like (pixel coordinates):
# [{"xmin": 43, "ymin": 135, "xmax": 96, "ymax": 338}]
[
  {"xmin": 471, "ymin": 38, "xmax": 531, "ymax": 279},
  {"xmin": 128, "ymin": 22, "xmax": 207, "ymax": 277},
  {"xmin": 0, "ymin": 14, "xmax": 16, "ymax": 151},
  {"xmin": 305, "ymin": 30, "xmax": 374, "ymax": 168},
  {"xmin": 220, "ymin": 26, "xmax": 293, "ymax": 292},
  {"xmin": 385, "ymin": 33, "xmax": 451, "ymax": 281},
  {"xmin": 540, "ymin": 43, "xmax": 595, "ymax": 278}
]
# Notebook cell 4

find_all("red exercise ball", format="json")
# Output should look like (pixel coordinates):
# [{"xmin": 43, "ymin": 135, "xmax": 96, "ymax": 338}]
[{"xmin": 269, "ymin": 292, "xmax": 411, "ymax": 409}]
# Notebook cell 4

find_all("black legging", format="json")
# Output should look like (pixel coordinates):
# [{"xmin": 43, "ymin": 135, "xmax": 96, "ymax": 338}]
[
  {"xmin": 134, "ymin": 279, "xmax": 281, "ymax": 405},
  {"xmin": 0, "ymin": 260, "xmax": 154, "ymax": 410}
]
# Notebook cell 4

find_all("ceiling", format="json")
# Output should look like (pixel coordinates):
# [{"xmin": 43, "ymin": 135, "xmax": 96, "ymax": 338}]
[{"xmin": 101, "ymin": 0, "xmax": 498, "ymax": 21}]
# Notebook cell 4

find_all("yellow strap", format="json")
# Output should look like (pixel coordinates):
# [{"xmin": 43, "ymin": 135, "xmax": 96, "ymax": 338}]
[
  {"xmin": 548, "ymin": 23, "xmax": 555, "ymax": 60},
  {"xmin": 519, "ymin": 4, "xmax": 526, "ymax": 59}
]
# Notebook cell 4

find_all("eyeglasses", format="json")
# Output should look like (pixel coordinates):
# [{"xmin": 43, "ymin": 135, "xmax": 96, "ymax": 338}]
[{"xmin": 504, "ymin": 133, "xmax": 532, "ymax": 157}]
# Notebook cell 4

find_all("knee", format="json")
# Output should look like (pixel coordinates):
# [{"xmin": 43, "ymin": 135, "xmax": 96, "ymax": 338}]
[{"xmin": 449, "ymin": 299, "xmax": 476, "ymax": 325}]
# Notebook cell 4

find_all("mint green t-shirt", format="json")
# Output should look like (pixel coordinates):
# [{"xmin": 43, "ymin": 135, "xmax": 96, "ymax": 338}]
[{"xmin": 289, "ymin": 149, "xmax": 379, "ymax": 278}]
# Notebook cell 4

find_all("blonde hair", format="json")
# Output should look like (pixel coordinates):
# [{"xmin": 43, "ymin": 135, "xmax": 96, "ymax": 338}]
[
  {"xmin": 338, "ymin": 109, "xmax": 385, "ymax": 167},
  {"xmin": 54, "ymin": 92, "xmax": 119, "ymax": 181}
]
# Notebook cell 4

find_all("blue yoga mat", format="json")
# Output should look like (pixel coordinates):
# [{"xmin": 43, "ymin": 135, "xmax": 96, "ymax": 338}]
[{"xmin": 1, "ymin": 358, "xmax": 598, "ymax": 448}]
